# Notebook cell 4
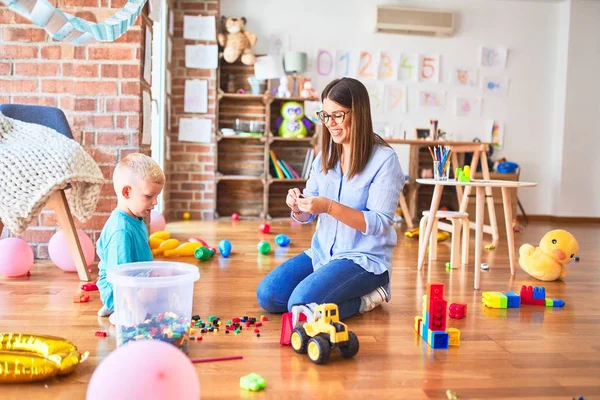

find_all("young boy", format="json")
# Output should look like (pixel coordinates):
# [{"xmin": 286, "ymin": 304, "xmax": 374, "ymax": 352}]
[{"xmin": 96, "ymin": 153, "xmax": 165, "ymax": 323}]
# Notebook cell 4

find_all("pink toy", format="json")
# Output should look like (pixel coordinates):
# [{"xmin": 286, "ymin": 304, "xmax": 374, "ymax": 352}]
[
  {"xmin": 449, "ymin": 303, "xmax": 467, "ymax": 319},
  {"xmin": 259, "ymin": 223, "xmax": 271, "ymax": 234},
  {"xmin": 188, "ymin": 237, "xmax": 209, "ymax": 247},
  {"xmin": 87, "ymin": 340, "xmax": 200, "ymax": 399},
  {"xmin": 280, "ymin": 311, "xmax": 306, "ymax": 346},
  {"xmin": 48, "ymin": 229, "xmax": 95, "ymax": 272},
  {"xmin": 149, "ymin": 210, "xmax": 166, "ymax": 234},
  {"xmin": 231, "ymin": 213, "xmax": 240, "ymax": 221},
  {"xmin": 0, "ymin": 237, "xmax": 34, "ymax": 277}
]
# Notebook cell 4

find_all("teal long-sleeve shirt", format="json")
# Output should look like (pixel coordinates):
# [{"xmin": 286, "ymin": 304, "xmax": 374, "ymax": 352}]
[{"xmin": 96, "ymin": 209, "xmax": 154, "ymax": 310}]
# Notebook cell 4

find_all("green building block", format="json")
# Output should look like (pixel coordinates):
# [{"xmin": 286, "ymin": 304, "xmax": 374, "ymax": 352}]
[
  {"xmin": 545, "ymin": 298, "xmax": 553, "ymax": 307},
  {"xmin": 482, "ymin": 292, "xmax": 507, "ymax": 308},
  {"xmin": 240, "ymin": 373, "xmax": 266, "ymax": 391}
]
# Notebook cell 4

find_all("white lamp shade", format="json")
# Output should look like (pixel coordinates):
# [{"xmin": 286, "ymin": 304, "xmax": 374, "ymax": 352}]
[{"xmin": 283, "ymin": 52, "xmax": 307, "ymax": 74}]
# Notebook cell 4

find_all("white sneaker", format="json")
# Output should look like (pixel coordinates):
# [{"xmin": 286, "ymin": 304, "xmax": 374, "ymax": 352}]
[
  {"xmin": 108, "ymin": 313, "xmax": 117, "ymax": 325},
  {"xmin": 360, "ymin": 286, "xmax": 389, "ymax": 313},
  {"xmin": 97, "ymin": 305, "xmax": 113, "ymax": 317}
]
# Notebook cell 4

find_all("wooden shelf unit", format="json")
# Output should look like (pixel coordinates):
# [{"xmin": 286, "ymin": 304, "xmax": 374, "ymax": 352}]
[{"xmin": 215, "ymin": 59, "xmax": 320, "ymax": 220}]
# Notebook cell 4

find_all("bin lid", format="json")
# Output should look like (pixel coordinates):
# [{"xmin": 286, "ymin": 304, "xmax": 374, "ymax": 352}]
[{"xmin": 107, "ymin": 261, "xmax": 200, "ymax": 288}]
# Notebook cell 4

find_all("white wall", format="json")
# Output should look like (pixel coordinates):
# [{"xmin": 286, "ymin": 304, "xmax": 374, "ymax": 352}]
[
  {"xmin": 558, "ymin": 0, "xmax": 600, "ymax": 217},
  {"xmin": 221, "ymin": 0, "xmax": 600, "ymax": 217}
]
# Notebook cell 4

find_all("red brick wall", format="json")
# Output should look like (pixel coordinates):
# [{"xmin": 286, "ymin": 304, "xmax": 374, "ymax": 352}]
[
  {"xmin": 0, "ymin": 1, "xmax": 151, "ymax": 258},
  {"xmin": 164, "ymin": 0, "xmax": 218, "ymax": 221}
]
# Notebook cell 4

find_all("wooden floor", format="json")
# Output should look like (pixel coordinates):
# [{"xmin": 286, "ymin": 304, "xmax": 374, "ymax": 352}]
[{"xmin": 1, "ymin": 219, "xmax": 599, "ymax": 399}]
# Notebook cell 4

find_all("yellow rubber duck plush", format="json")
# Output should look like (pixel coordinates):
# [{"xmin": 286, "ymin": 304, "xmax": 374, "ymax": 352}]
[{"xmin": 519, "ymin": 229, "xmax": 579, "ymax": 281}]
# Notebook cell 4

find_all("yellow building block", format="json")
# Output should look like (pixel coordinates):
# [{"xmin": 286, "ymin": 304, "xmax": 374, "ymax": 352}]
[
  {"xmin": 447, "ymin": 328, "xmax": 460, "ymax": 346},
  {"xmin": 414, "ymin": 316, "xmax": 422, "ymax": 333},
  {"xmin": 482, "ymin": 291, "xmax": 507, "ymax": 308},
  {"xmin": 422, "ymin": 294, "xmax": 428, "ymax": 317}
]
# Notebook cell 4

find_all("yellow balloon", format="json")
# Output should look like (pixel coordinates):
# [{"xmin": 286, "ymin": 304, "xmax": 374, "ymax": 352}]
[
  {"xmin": 149, "ymin": 231, "xmax": 170, "ymax": 241},
  {"xmin": 148, "ymin": 237, "xmax": 164, "ymax": 250},
  {"xmin": 0, "ymin": 333, "xmax": 88, "ymax": 383},
  {"xmin": 152, "ymin": 238, "xmax": 180, "ymax": 256}
]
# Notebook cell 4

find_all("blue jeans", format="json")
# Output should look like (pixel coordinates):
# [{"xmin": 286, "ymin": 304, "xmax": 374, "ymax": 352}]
[{"xmin": 256, "ymin": 253, "xmax": 389, "ymax": 320}]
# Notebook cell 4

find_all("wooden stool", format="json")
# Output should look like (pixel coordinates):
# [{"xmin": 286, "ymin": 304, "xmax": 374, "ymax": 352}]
[{"xmin": 418, "ymin": 210, "xmax": 470, "ymax": 269}]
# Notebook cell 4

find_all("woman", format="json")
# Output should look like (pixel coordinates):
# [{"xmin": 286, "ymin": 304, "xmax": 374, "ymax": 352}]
[{"xmin": 256, "ymin": 77, "xmax": 405, "ymax": 320}]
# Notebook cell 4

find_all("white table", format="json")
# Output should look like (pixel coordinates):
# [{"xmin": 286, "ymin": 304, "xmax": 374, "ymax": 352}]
[{"xmin": 416, "ymin": 179, "xmax": 537, "ymax": 289}]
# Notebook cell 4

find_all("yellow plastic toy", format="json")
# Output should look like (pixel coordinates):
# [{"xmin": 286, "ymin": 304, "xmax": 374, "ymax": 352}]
[
  {"xmin": 149, "ymin": 231, "xmax": 170, "ymax": 241},
  {"xmin": 151, "ymin": 238, "xmax": 181, "ymax": 256},
  {"xmin": 149, "ymin": 237, "xmax": 164, "ymax": 250},
  {"xmin": 290, "ymin": 303, "xmax": 359, "ymax": 365},
  {"xmin": 404, "ymin": 227, "xmax": 449, "ymax": 242},
  {"xmin": 519, "ymin": 229, "xmax": 579, "ymax": 281},
  {"xmin": 163, "ymin": 242, "xmax": 202, "ymax": 257}
]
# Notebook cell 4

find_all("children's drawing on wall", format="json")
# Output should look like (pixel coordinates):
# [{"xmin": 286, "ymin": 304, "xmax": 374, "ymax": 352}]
[
  {"xmin": 378, "ymin": 51, "xmax": 399, "ymax": 80},
  {"xmin": 480, "ymin": 46, "xmax": 508, "ymax": 68},
  {"xmin": 450, "ymin": 66, "xmax": 478, "ymax": 86},
  {"xmin": 364, "ymin": 81, "xmax": 385, "ymax": 114},
  {"xmin": 399, "ymin": 53, "xmax": 418, "ymax": 82},
  {"xmin": 482, "ymin": 76, "xmax": 509, "ymax": 97},
  {"xmin": 384, "ymin": 84, "xmax": 407, "ymax": 113},
  {"xmin": 357, "ymin": 50, "xmax": 379, "ymax": 80},
  {"xmin": 335, "ymin": 50, "xmax": 352, "ymax": 78},
  {"xmin": 316, "ymin": 49, "xmax": 335, "ymax": 78},
  {"xmin": 419, "ymin": 90, "xmax": 445, "ymax": 111},
  {"xmin": 419, "ymin": 54, "xmax": 440, "ymax": 83},
  {"xmin": 485, "ymin": 120, "xmax": 504, "ymax": 149},
  {"xmin": 303, "ymin": 100, "xmax": 322, "ymax": 125},
  {"xmin": 455, "ymin": 97, "xmax": 482, "ymax": 117}
]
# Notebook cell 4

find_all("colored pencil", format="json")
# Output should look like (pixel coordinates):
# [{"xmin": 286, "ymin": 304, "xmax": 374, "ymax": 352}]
[
  {"xmin": 191, "ymin": 355, "xmax": 243, "ymax": 364},
  {"xmin": 428, "ymin": 146, "xmax": 436, "ymax": 161}
]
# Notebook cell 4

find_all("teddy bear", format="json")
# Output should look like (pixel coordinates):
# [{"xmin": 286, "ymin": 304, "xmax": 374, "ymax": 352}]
[
  {"xmin": 300, "ymin": 78, "xmax": 318, "ymax": 99},
  {"xmin": 277, "ymin": 76, "xmax": 291, "ymax": 98},
  {"xmin": 217, "ymin": 16, "xmax": 257, "ymax": 66}
]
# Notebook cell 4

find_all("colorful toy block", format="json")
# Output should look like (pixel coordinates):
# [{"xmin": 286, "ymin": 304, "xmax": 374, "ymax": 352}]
[
  {"xmin": 428, "ymin": 331, "xmax": 449, "ymax": 349},
  {"xmin": 446, "ymin": 328, "xmax": 460, "ymax": 346},
  {"xmin": 414, "ymin": 316, "xmax": 422, "ymax": 335},
  {"xmin": 240, "ymin": 373, "xmax": 266, "ymax": 391},
  {"xmin": 482, "ymin": 292, "xmax": 507, "ymax": 309},
  {"xmin": 483, "ymin": 286, "xmax": 565, "ymax": 309},
  {"xmin": 414, "ymin": 283, "xmax": 451, "ymax": 350},
  {"xmin": 428, "ymin": 299, "xmax": 447, "ymax": 331},
  {"xmin": 449, "ymin": 303, "xmax": 467, "ymax": 319}
]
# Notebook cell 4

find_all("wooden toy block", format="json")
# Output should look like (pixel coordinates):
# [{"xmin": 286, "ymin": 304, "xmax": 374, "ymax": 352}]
[
  {"xmin": 482, "ymin": 292, "xmax": 507, "ymax": 308},
  {"xmin": 447, "ymin": 328, "xmax": 460, "ymax": 346}
]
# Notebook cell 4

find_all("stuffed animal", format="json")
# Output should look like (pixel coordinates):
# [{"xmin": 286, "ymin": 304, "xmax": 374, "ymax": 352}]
[
  {"xmin": 274, "ymin": 101, "xmax": 312, "ymax": 138},
  {"xmin": 217, "ymin": 16, "xmax": 257, "ymax": 65},
  {"xmin": 519, "ymin": 229, "xmax": 579, "ymax": 281},
  {"xmin": 277, "ymin": 76, "xmax": 291, "ymax": 98},
  {"xmin": 300, "ymin": 78, "xmax": 318, "ymax": 99}
]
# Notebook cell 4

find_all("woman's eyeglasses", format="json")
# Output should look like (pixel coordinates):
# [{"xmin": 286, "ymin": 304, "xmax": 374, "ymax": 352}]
[{"xmin": 316, "ymin": 110, "xmax": 351, "ymax": 124}]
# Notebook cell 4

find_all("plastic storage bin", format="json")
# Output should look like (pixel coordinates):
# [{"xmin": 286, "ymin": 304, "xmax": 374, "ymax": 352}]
[{"xmin": 107, "ymin": 261, "xmax": 200, "ymax": 352}]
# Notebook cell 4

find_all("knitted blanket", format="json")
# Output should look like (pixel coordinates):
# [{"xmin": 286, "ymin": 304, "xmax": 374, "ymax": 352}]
[{"xmin": 0, "ymin": 112, "xmax": 104, "ymax": 235}]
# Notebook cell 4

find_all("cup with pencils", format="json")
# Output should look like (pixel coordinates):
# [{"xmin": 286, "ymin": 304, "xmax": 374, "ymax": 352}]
[{"xmin": 429, "ymin": 145, "xmax": 452, "ymax": 181}]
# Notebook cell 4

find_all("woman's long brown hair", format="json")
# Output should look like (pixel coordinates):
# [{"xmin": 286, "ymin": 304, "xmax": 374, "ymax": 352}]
[{"xmin": 320, "ymin": 77, "xmax": 390, "ymax": 180}]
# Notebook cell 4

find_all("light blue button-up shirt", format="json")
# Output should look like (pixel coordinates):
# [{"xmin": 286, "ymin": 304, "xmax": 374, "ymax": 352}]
[{"xmin": 293, "ymin": 145, "xmax": 405, "ymax": 296}]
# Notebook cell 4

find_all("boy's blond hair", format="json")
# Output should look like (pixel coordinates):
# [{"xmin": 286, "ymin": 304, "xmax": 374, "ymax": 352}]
[{"xmin": 114, "ymin": 153, "xmax": 165, "ymax": 186}]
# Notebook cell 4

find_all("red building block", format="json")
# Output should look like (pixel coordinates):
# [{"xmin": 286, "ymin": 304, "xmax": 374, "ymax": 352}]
[
  {"xmin": 449, "ymin": 303, "xmax": 467, "ymax": 319},
  {"xmin": 81, "ymin": 282, "xmax": 98, "ymax": 291},
  {"xmin": 520, "ymin": 285, "xmax": 546, "ymax": 306},
  {"xmin": 95, "ymin": 331, "xmax": 107, "ymax": 337},
  {"xmin": 428, "ymin": 298, "xmax": 447, "ymax": 331},
  {"xmin": 427, "ymin": 283, "xmax": 445, "ymax": 312}
]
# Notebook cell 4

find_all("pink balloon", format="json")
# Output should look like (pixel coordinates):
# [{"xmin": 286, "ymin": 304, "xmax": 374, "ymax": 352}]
[
  {"xmin": 48, "ymin": 229, "xmax": 95, "ymax": 272},
  {"xmin": 149, "ymin": 210, "xmax": 166, "ymax": 234},
  {"xmin": 0, "ymin": 238, "xmax": 34, "ymax": 277},
  {"xmin": 87, "ymin": 340, "xmax": 200, "ymax": 400}
]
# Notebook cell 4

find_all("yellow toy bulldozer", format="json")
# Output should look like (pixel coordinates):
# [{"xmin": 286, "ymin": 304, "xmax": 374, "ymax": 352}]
[{"xmin": 290, "ymin": 303, "xmax": 359, "ymax": 365}]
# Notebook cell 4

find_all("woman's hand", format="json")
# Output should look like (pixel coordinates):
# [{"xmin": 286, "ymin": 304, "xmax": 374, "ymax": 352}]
[
  {"xmin": 297, "ymin": 195, "xmax": 332, "ymax": 215},
  {"xmin": 286, "ymin": 188, "xmax": 302, "ymax": 212}
]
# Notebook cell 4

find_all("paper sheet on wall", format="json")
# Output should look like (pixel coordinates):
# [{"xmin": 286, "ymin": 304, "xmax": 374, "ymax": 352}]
[
  {"xmin": 254, "ymin": 55, "xmax": 284, "ymax": 80},
  {"xmin": 166, "ymin": 69, "xmax": 172, "ymax": 94},
  {"xmin": 450, "ymin": 66, "xmax": 477, "ymax": 86},
  {"xmin": 179, "ymin": 117, "xmax": 212, "ymax": 143},
  {"xmin": 384, "ymin": 84, "xmax": 407, "ymax": 113},
  {"xmin": 185, "ymin": 44, "xmax": 218, "ymax": 69},
  {"xmin": 142, "ymin": 90, "xmax": 152, "ymax": 145},
  {"xmin": 143, "ymin": 26, "xmax": 152, "ymax": 85},
  {"xmin": 480, "ymin": 46, "xmax": 508, "ymax": 68},
  {"xmin": 364, "ymin": 81, "xmax": 385, "ymax": 114},
  {"xmin": 399, "ymin": 53, "xmax": 418, "ymax": 82},
  {"xmin": 304, "ymin": 100, "xmax": 322, "ymax": 124},
  {"xmin": 455, "ymin": 97, "xmax": 482, "ymax": 117},
  {"xmin": 169, "ymin": 10, "xmax": 174, "ymax": 36},
  {"xmin": 167, "ymin": 37, "xmax": 172, "ymax": 64},
  {"xmin": 183, "ymin": 15, "xmax": 216, "ymax": 41},
  {"xmin": 166, "ymin": 96, "xmax": 171, "ymax": 130},
  {"xmin": 482, "ymin": 76, "xmax": 509, "ymax": 97},
  {"xmin": 486, "ymin": 120, "xmax": 504, "ymax": 149},
  {"xmin": 419, "ymin": 90, "xmax": 445, "ymax": 111},
  {"xmin": 184, "ymin": 79, "xmax": 208, "ymax": 113},
  {"xmin": 419, "ymin": 54, "xmax": 440, "ymax": 83}
]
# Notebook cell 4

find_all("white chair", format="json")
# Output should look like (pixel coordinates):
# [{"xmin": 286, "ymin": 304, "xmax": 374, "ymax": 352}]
[{"xmin": 418, "ymin": 210, "xmax": 469, "ymax": 269}]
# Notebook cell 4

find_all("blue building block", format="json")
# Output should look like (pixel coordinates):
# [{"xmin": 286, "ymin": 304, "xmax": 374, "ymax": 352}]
[
  {"xmin": 421, "ymin": 313, "xmax": 429, "ymax": 339},
  {"xmin": 504, "ymin": 291, "xmax": 521, "ymax": 308},
  {"xmin": 552, "ymin": 299, "xmax": 565, "ymax": 307},
  {"xmin": 431, "ymin": 331, "xmax": 449, "ymax": 349},
  {"xmin": 533, "ymin": 286, "xmax": 546, "ymax": 300}
]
